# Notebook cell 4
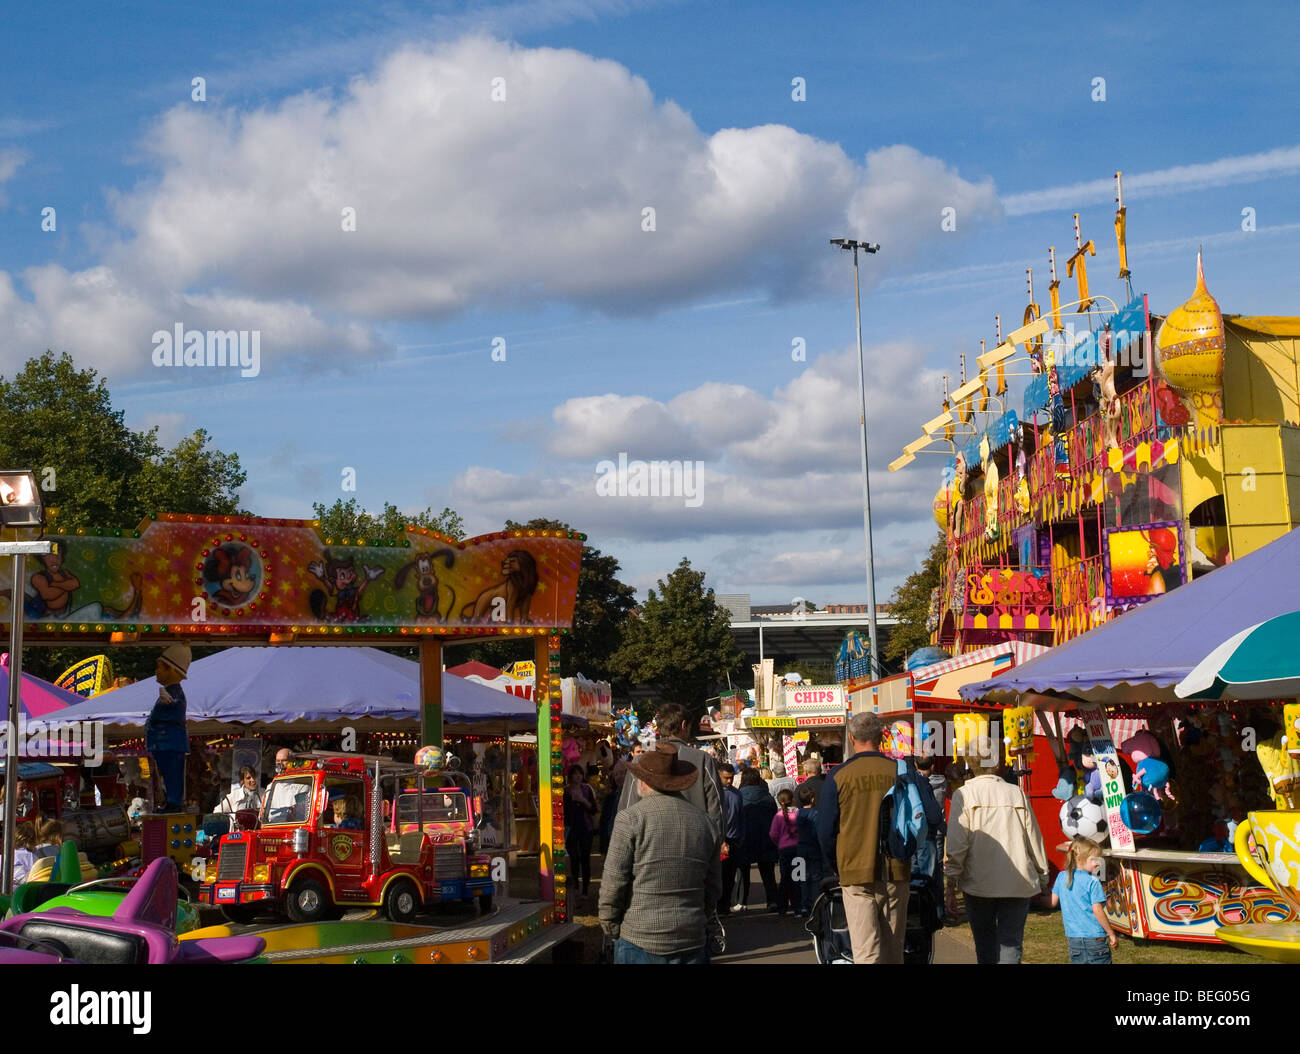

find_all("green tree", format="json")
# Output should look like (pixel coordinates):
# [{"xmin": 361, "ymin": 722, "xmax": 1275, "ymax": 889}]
[
  {"xmin": 611, "ymin": 557, "xmax": 741, "ymax": 718},
  {"xmin": 0, "ymin": 351, "xmax": 246, "ymax": 530},
  {"xmin": 311, "ymin": 498, "xmax": 465, "ymax": 541},
  {"xmin": 883, "ymin": 531, "xmax": 948, "ymax": 665},
  {"xmin": 0, "ymin": 351, "xmax": 248, "ymax": 680}
]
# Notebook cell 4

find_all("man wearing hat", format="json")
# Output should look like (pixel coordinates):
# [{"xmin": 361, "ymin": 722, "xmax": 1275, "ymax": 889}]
[
  {"xmin": 617, "ymin": 702, "xmax": 723, "ymax": 836},
  {"xmin": 599, "ymin": 742, "xmax": 723, "ymax": 964},
  {"xmin": 146, "ymin": 643, "xmax": 192, "ymax": 812}
]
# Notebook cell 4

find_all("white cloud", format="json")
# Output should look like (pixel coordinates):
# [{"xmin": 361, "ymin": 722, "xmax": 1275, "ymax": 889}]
[
  {"xmin": 0, "ymin": 148, "xmax": 26, "ymax": 206},
  {"xmin": 134, "ymin": 411, "xmax": 187, "ymax": 447},
  {"xmin": 0, "ymin": 37, "xmax": 1000, "ymax": 375},
  {"xmin": 1003, "ymin": 145, "xmax": 1300, "ymax": 217},
  {"xmin": 450, "ymin": 341, "xmax": 947, "ymax": 542}
]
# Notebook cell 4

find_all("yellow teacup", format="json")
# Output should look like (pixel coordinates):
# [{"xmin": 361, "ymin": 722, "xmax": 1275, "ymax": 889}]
[{"xmin": 1235, "ymin": 810, "xmax": 1300, "ymax": 913}]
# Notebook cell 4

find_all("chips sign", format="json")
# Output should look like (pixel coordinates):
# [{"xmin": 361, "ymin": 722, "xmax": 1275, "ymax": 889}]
[
  {"xmin": 783, "ymin": 685, "xmax": 847, "ymax": 711},
  {"xmin": 1077, "ymin": 701, "xmax": 1135, "ymax": 852}
]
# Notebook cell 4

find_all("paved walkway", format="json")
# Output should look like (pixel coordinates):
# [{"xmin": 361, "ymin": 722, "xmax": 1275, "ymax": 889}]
[
  {"xmin": 563, "ymin": 853, "xmax": 979, "ymax": 964},
  {"xmin": 714, "ymin": 902, "xmax": 977, "ymax": 964}
]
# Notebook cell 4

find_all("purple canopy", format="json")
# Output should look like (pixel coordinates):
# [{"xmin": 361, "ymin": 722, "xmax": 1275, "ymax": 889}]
[
  {"xmin": 960, "ymin": 526, "xmax": 1300, "ymax": 705},
  {"xmin": 47, "ymin": 646, "xmax": 584, "ymax": 735},
  {"xmin": 0, "ymin": 652, "xmax": 89, "ymax": 721}
]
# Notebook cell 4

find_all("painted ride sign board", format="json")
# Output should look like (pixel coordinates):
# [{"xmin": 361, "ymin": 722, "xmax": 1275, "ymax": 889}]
[{"xmin": 1077, "ymin": 702, "xmax": 1135, "ymax": 852}]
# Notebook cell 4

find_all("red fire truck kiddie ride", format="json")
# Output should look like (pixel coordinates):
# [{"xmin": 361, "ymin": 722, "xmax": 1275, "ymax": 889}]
[{"xmin": 199, "ymin": 754, "xmax": 495, "ymax": 924}]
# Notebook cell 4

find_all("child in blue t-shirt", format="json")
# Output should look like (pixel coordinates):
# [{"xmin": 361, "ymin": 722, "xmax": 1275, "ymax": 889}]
[{"xmin": 1051, "ymin": 837, "xmax": 1118, "ymax": 963}]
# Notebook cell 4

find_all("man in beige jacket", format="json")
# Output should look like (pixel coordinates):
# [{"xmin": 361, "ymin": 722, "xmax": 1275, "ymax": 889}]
[{"xmin": 943, "ymin": 762, "xmax": 1049, "ymax": 964}]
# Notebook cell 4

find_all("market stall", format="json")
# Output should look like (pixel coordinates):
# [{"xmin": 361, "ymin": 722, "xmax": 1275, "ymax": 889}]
[
  {"xmin": 847, "ymin": 641, "xmax": 1068, "ymax": 859},
  {"xmin": 962, "ymin": 526, "xmax": 1300, "ymax": 943}
]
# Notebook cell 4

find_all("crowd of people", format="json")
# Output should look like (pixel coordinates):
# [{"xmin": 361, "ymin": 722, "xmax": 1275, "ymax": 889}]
[{"xmin": 591, "ymin": 706, "xmax": 1123, "ymax": 967}]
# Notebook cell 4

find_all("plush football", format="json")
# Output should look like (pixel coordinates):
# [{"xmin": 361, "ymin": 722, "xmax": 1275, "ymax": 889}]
[{"xmin": 1060, "ymin": 794, "xmax": 1109, "ymax": 843}]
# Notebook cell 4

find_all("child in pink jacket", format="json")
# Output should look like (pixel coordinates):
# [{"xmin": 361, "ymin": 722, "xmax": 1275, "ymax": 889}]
[{"xmin": 769, "ymin": 789, "xmax": 801, "ymax": 915}]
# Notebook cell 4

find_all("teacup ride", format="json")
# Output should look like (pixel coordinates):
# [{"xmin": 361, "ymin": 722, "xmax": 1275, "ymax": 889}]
[
  {"xmin": 0, "ymin": 857, "xmax": 263, "ymax": 964},
  {"xmin": 1215, "ymin": 810, "xmax": 1300, "ymax": 962},
  {"xmin": 5, "ymin": 841, "xmax": 201, "ymax": 932}
]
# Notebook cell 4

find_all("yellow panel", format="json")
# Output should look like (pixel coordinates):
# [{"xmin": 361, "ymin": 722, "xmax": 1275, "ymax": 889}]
[
  {"xmin": 1220, "ymin": 423, "xmax": 1296, "ymax": 561},
  {"xmin": 1223, "ymin": 326, "xmax": 1300, "ymax": 424},
  {"xmin": 1226, "ymin": 316, "xmax": 1300, "ymax": 337},
  {"xmin": 1231, "ymin": 523, "xmax": 1288, "ymax": 557},
  {"xmin": 1232, "ymin": 476, "xmax": 1289, "ymax": 520},
  {"xmin": 1222, "ymin": 426, "xmax": 1281, "ymax": 473}
]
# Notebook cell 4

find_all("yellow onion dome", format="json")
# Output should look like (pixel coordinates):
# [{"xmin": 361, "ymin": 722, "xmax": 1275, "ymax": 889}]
[
  {"xmin": 933, "ymin": 483, "xmax": 954, "ymax": 530},
  {"xmin": 1155, "ymin": 251, "xmax": 1224, "ymax": 394}
]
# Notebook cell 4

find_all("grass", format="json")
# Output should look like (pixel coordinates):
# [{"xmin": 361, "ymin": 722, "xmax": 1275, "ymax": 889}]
[{"xmin": 1002, "ymin": 900, "xmax": 1273, "ymax": 965}]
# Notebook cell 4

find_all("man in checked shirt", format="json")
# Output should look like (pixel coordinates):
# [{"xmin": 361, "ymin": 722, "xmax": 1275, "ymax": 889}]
[{"xmin": 599, "ymin": 742, "xmax": 723, "ymax": 964}]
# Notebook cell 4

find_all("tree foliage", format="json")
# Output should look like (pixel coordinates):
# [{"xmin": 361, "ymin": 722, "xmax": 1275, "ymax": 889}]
[
  {"xmin": 0, "ymin": 352, "xmax": 246, "ymax": 530},
  {"xmin": 611, "ymin": 557, "xmax": 741, "ymax": 717},
  {"xmin": 311, "ymin": 498, "xmax": 464, "ymax": 541},
  {"xmin": 0, "ymin": 352, "xmax": 248, "ymax": 680},
  {"xmin": 883, "ymin": 531, "xmax": 948, "ymax": 665}
]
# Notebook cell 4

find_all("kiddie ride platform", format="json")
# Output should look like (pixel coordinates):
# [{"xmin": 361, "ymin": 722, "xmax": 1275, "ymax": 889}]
[{"xmin": 183, "ymin": 897, "xmax": 579, "ymax": 964}]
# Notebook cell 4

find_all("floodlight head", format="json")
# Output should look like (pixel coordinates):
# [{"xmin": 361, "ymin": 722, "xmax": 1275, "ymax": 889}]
[{"xmin": 0, "ymin": 471, "xmax": 42, "ymax": 528}]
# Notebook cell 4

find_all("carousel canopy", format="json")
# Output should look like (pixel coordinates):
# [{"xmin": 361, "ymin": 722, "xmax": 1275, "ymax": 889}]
[
  {"xmin": 960, "ymin": 526, "xmax": 1300, "ymax": 705},
  {"xmin": 45, "ymin": 646, "xmax": 584, "ymax": 736}
]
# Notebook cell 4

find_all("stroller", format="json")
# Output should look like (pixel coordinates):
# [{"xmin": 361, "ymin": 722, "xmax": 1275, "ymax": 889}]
[{"xmin": 806, "ymin": 833, "xmax": 944, "ymax": 964}]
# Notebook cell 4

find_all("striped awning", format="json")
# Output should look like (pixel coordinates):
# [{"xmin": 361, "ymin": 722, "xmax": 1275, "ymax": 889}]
[{"xmin": 910, "ymin": 640, "xmax": 1050, "ymax": 683}]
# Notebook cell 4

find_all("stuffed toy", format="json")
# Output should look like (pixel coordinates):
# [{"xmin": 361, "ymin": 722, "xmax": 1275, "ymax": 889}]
[
  {"xmin": 1066, "ymin": 726, "xmax": 1089, "ymax": 767},
  {"xmin": 1052, "ymin": 765, "xmax": 1077, "ymax": 801},
  {"xmin": 1120, "ymin": 731, "xmax": 1174, "ymax": 801},
  {"xmin": 1093, "ymin": 359, "xmax": 1121, "ymax": 449},
  {"xmin": 561, "ymin": 737, "xmax": 581, "ymax": 766},
  {"xmin": 1132, "ymin": 756, "xmax": 1173, "ymax": 800},
  {"xmin": 1198, "ymin": 820, "xmax": 1232, "ymax": 854},
  {"xmin": 1081, "ymin": 754, "xmax": 1103, "ymax": 803}
]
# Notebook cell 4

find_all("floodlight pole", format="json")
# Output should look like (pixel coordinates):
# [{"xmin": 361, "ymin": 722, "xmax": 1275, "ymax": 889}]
[
  {"xmin": 1, "ymin": 539, "xmax": 53, "ymax": 896},
  {"xmin": 831, "ymin": 238, "xmax": 882, "ymax": 677}
]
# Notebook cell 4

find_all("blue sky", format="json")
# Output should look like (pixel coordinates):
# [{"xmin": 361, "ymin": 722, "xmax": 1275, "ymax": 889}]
[{"xmin": 2, "ymin": 0, "xmax": 1298, "ymax": 604}]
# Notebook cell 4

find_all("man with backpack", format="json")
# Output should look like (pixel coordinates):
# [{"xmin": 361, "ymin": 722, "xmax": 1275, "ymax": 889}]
[{"xmin": 816, "ymin": 713, "xmax": 940, "ymax": 964}]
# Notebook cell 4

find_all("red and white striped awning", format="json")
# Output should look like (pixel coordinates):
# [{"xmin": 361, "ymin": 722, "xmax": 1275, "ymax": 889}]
[
  {"xmin": 1037, "ymin": 712, "xmax": 1148, "ymax": 747},
  {"xmin": 911, "ymin": 641, "xmax": 1050, "ymax": 684}
]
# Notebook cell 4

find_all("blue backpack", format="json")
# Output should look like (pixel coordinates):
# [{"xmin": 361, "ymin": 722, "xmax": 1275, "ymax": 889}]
[{"xmin": 882, "ymin": 759, "xmax": 934, "ymax": 861}]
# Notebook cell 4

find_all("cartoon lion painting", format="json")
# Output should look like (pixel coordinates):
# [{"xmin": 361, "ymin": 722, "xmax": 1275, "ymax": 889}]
[{"xmin": 459, "ymin": 549, "xmax": 539, "ymax": 623}]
